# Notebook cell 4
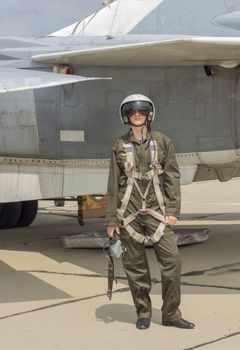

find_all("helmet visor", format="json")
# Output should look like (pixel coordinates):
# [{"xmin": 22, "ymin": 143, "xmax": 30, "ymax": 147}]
[{"xmin": 121, "ymin": 101, "xmax": 153, "ymax": 118}]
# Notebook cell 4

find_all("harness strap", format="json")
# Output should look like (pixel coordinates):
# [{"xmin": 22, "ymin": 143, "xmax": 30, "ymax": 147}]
[
  {"xmin": 117, "ymin": 139, "xmax": 166, "ymax": 244},
  {"xmin": 120, "ymin": 209, "xmax": 165, "ymax": 227},
  {"xmin": 133, "ymin": 178, "xmax": 152, "ymax": 213},
  {"xmin": 120, "ymin": 212, "xmax": 138, "ymax": 227},
  {"xmin": 125, "ymin": 224, "xmax": 146, "ymax": 244},
  {"xmin": 122, "ymin": 214, "xmax": 165, "ymax": 244},
  {"xmin": 119, "ymin": 209, "xmax": 165, "ymax": 244},
  {"xmin": 151, "ymin": 221, "xmax": 165, "ymax": 243},
  {"xmin": 134, "ymin": 168, "xmax": 163, "ymax": 180},
  {"xmin": 147, "ymin": 208, "xmax": 165, "ymax": 222}
]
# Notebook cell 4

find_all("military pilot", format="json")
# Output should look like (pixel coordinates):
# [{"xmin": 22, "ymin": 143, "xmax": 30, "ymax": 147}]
[{"xmin": 106, "ymin": 94, "xmax": 195, "ymax": 330}]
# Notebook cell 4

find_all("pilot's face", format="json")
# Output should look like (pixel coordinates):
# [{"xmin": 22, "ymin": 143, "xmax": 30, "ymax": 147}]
[{"xmin": 129, "ymin": 110, "xmax": 147, "ymax": 126}]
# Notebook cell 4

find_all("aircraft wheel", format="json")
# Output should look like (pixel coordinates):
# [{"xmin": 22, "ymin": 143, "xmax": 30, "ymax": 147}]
[
  {"xmin": 16, "ymin": 200, "xmax": 38, "ymax": 227},
  {"xmin": 54, "ymin": 199, "xmax": 65, "ymax": 207},
  {"xmin": 0, "ymin": 202, "xmax": 22, "ymax": 229}
]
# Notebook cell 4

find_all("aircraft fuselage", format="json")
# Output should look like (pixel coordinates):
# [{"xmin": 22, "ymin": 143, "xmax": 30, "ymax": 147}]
[{"xmin": 0, "ymin": 35, "xmax": 240, "ymax": 203}]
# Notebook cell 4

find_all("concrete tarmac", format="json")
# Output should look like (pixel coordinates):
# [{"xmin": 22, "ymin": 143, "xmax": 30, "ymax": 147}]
[{"xmin": 0, "ymin": 179, "xmax": 240, "ymax": 350}]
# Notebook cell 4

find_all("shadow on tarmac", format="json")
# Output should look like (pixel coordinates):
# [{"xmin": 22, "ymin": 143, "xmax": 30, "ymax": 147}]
[
  {"xmin": 95, "ymin": 303, "xmax": 162, "ymax": 325},
  {"xmin": 0, "ymin": 213, "xmax": 240, "ymax": 304}
]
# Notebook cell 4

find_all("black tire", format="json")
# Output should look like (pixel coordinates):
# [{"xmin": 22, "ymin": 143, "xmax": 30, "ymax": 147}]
[
  {"xmin": 16, "ymin": 200, "xmax": 38, "ymax": 227},
  {"xmin": 0, "ymin": 202, "xmax": 22, "ymax": 229},
  {"xmin": 54, "ymin": 199, "xmax": 65, "ymax": 207}
]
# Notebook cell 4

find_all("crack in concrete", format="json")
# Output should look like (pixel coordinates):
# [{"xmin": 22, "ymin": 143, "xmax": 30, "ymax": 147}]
[
  {"xmin": 0, "ymin": 271, "xmax": 239, "ymax": 322},
  {"xmin": 26, "ymin": 267, "xmax": 240, "ymax": 291},
  {"xmin": 0, "ymin": 293, "xmax": 107, "ymax": 321},
  {"xmin": 181, "ymin": 281, "xmax": 240, "ymax": 291},
  {"xmin": 24, "ymin": 269, "xmax": 240, "ymax": 291},
  {"xmin": 26, "ymin": 270, "xmax": 106, "ymax": 278},
  {"xmin": 1, "ymin": 260, "xmax": 238, "ymax": 322},
  {"xmin": 0, "ymin": 286, "xmax": 130, "ymax": 321},
  {"xmin": 182, "ymin": 261, "xmax": 240, "ymax": 277},
  {"xmin": 184, "ymin": 330, "xmax": 240, "ymax": 350}
]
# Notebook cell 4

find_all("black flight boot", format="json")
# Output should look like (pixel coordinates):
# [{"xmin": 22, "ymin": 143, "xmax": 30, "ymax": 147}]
[
  {"xmin": 163, "ymin": 318, "xmax": 195, "ymax": 329},
  {"xmin": 136, "ymin": 318, "xmax": 151, "ymax": 330}
]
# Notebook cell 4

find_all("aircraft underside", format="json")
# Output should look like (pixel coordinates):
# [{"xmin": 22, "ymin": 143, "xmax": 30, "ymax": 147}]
[
  {"xmin": 1, "ymin": 0, "xmax": 240, "ymax": 228},
  {"xmin": 0, "ymin": 65, "xmax": 239, "ymax": 224}
]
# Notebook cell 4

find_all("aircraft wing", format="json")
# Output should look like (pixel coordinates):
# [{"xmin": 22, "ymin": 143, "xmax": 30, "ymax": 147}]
[
  {"xmin": 32, "ymin": 36, "xmax": 240, "ymax": 67},
  {"xmin": 0, "ymin": 67, "xmax": 105, "ymax": 93}
]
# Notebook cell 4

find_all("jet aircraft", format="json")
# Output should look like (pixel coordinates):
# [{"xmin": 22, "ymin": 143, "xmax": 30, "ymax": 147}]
[{"xmin": 0, "ymin": 0, "xmax": 240, "ymax": 228}]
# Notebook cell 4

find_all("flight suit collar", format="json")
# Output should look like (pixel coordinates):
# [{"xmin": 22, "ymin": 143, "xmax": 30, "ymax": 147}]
[{"xmin": 125, "ymin": 128, "xmax": 152, "ymax": 145}]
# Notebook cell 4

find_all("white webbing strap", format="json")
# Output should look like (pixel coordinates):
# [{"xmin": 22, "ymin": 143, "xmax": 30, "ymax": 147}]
[
  {"xmin": 124, "ymin": 218, "xmax": 165, "ymax": 244},
  {"xmin": 119, "ymin": 212, "xmax": 137, "ymax": 227},
  {"xmin": 117, "ymin": 138, "xmax": 167, "ymax": 244},
  {"xmin": 125, "ymin": 224, "xmax": 146, "ymax": 244},
  {"xmin": 147, "ymin": 208, "xmax": 165, "ymax": 223},
  {"xmin": 120, "ymin": 208, "xmax": 165, "ymax": 244},
  {"xmin": 134, "ymin": 168, "xmax": 162, "ymax": 180},
  {"xmin": 151, "ymin": 222, "xmax": 165, "ymax": 243},
  {"xmin": 133, "ymin": 178, "xmax": 152, "ymax": 213},
  {"xmin": 119, "ymin": 213, "xmax": 148, "ymax": 243}
]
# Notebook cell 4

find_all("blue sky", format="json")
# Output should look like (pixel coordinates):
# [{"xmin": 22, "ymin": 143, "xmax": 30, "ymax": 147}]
[{"xmin": 0, "ymin": 0, "xmax": 101, "ymax": 37}]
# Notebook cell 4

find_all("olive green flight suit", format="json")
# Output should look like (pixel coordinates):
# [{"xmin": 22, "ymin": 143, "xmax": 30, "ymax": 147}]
[{"xmin": 106, "ymin": 129, "xmax": 182, "ymax": 322}]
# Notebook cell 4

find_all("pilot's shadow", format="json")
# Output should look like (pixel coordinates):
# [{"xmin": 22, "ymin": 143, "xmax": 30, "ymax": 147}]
[{"xmin": 95, "ymin": 303, "xmax": 161, "ymax": 325}]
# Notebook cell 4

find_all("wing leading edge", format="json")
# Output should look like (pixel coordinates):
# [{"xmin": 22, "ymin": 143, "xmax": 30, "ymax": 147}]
[
  {"xmin": 0, "ymin": 68, "xmax": 107, "ymax": 94},
  {"xmin": 32, "ymin": 36, "xmax": 240, "ymax": 67}
]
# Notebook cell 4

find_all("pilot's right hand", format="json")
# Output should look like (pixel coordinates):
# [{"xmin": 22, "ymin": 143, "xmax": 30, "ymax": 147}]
[{"xmin": 107, "ymin": 225, "xmax": 120, "ymax": 238}]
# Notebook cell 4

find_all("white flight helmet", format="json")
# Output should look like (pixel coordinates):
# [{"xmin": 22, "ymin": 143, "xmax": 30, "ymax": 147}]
[{"xmin": 120, "ymin": 94, "xmax": 155, "ymax": 125}]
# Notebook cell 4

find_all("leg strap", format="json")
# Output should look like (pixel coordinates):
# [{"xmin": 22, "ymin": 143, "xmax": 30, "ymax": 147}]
[{"xmin": 124, "ymin": 224, "xmax": 146, "ymax": 244}]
